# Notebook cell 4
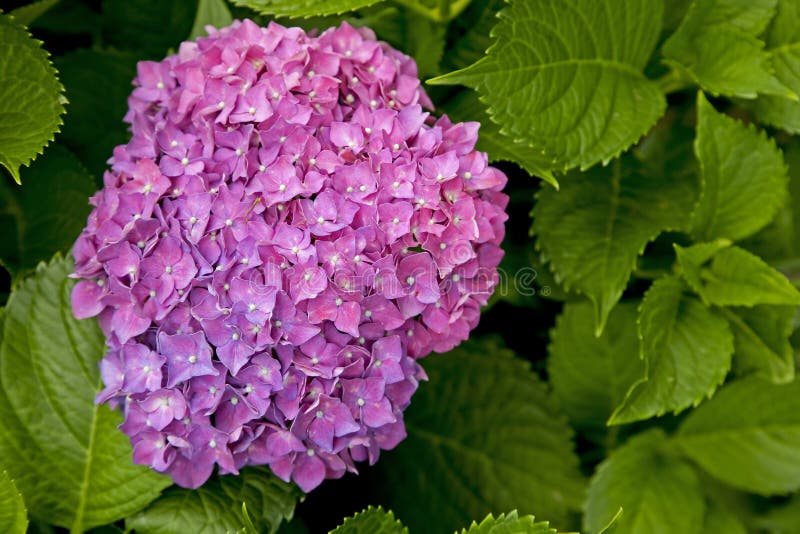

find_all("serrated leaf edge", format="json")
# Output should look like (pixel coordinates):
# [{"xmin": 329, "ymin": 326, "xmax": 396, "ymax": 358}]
[
  {"xmin": 0, "ymin": 11, "xmax": 67, "ymax": 184},
  {"xmin": 329, "ymin": 505, "xmax": 408, "ymax": 534},
  {"xmin": 231, "ymin": 0, "xmax": 385, "ymax": 19}
]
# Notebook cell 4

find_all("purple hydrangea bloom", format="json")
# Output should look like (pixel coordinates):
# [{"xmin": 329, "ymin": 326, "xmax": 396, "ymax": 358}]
[{"xmin": 71, "ymin": 19, "xmax": 508, "ymax": 492}]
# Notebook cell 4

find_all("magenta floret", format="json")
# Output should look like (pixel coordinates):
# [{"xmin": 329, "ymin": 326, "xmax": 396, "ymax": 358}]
[{"xmin": 71, "ymin": 19, "xmax": 508, "ymax": 491}]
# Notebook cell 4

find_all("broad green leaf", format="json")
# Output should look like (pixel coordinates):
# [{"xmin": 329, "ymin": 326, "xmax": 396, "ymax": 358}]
[
  {"xmin": 329, "ymin": 506, "xmax": 407, "ymax": 534},
  {"xmin": 694, "ymin": 474, "xmax": 761, "ymax": 532},
  {"xmin": 584, "ymin": 429, "xmax": 705, "ymax": 534},
  {"xmin": 0, "ymin": 144, "xmax": 95, "ymax": 277},
  {"xmin": 127, "ymin": 466, "xmax": 299, "ymax": 534},
  {"xmin": 55, "ymin": 49, "xmax": 138, "ymax": 178},
  {"xmin": 189, "ymin": 0, "xmax": 233, "ymax": 40},
  {"xmin": 754, "ymin": 496, "xmax": 800, "ymax": 533},
  {"xmin": 737, "ymin": 201, "xmax": 798, "ymax": 263},
  {"xmin": 676, "ymin": 243, "xmax": 800, "ymax": 306},
  {"xmin": 752, "ymin": 0, "xmax": 800, "ymax": 133},
  {"xmin": 460, "ymin": 511, "xmax": 557, "ymax": 534},
  {"xmin": 547, "ymin": 302, "xmax": 645, "ymax": 436},
  {"xmin": 9, "ymin": 0, "xmax": 59, "ymax": 27},
  {"xmin": 379, "ymin": 339, "xmax": 585, "ymax": 533},
  {"xmin": 102, "ymin": 0, "xmax": 198, "ymax": 58},
  {"xmin": 610, "ymin": 276, "xmax": 733, "ymax": 424},
  {"xmin": 703, "ymin": 500, "xmax": 747, "ymax": 534},
  {"xmin": 0, "ymin": 470, "xmax": 27, "ymax": 534},
  {"xmin": 598, "ymin": 508, "xmax": 623, "ymax": 534},
  {"xmin": 662, "ymin": 0, "xmax": 792, "ymax": 98},
  {"xmin": 757, "ymin": 140, "xmax": 800, "ymax": 264},
  {"xmin": 532, "ymin": 155, "xmax": 697, "ymax": 333},
  {"xmin": 441, "ymin": 90, "xmax": 557, "ymax": 186},
  {"xmin": 232, "ymin": 0, "xmax": 385, "ymax": 18},
  {"xmin": 691, "ymin": 93, "xmax": 788, "ymax": 242},
  {"xmin": 429, "ymin": 0, "xmax": 666, "ymax": 172},
  {"xmin": 663, "ymin": 0, "xmax": 694, "ymax": 31},
  {"xmin": 676, "ymin": 377, "xmax": 800, "ymax": 494},
  {"xmin": 724, "ymin": 305, "xmax": 795, "ymax": 383},
  {"xmin": 0, "ymin": 12, "xmax": 65, "ymax": 183},
  {"xmin": 0, "ymin": 256, "xmax": 170, "ymax": 531},
  {"xmin": 241, "ymin": 503, "xmax": 259, "ymax": 534},
  {"xmin": 632, "ymin": 101, "xmax": 698, "ymax": 180}
]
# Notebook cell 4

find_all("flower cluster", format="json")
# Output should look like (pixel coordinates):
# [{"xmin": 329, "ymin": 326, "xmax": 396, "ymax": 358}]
[{"xmin": 71, "ymin": 19, "xmax": 508, "ymax": 491}]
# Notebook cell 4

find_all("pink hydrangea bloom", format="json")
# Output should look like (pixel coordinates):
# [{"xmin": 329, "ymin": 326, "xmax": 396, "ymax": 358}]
[{"xmin": 71, "ymin": 19, "xmax": 508, "ymax": 492}]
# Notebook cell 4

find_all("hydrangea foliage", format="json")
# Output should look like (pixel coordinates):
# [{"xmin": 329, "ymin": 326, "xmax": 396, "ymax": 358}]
[
  {"xmin": 70, "ymin": 19, "xmax": 507, "ymax": 491},
  {"xmin": 6, "ymin": 0, "xmax": 800, "ymax": 532}
]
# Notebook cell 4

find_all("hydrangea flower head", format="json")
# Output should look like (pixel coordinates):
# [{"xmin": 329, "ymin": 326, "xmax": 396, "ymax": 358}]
[{"xmin": 71, "ymin": 19, "xmax": 508, "ymax": 492}]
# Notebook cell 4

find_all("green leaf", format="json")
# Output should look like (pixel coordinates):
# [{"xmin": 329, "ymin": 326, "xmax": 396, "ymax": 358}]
[
  {"xmin": 127, "ymin": 466, "xmax": 299, "ymax": 534},
  {"xmin": 241, "ymin": 503, "xmax": 259, "ymax": 534},
  {"xmin": 55, "ymin": 49, "xmax": 138, "ymax": 178},
  {"xmin": 232, "ymin": 0, "xmax": 385, "ymax": 18},
  {"xmin": 691, "ymin": 93, "xmax": 788, "ymax": 242},
  {"xmin": 754, "ymin": 496, "xmax": 800, "ymax": 534},
  {"xmin": 429, "ymin": 0, "xmax": 666, "ymax": 173},
  {"xmin": 0, "ymin": 470, "xmax": 27, "ymax": 534},
  {"xmin": 547, "ymin": 302, "xmax": 645, "ymax": 436},
  {"xmin": 0, "ymin": 256, "xmax": 170, "ymax": 531},
  {"xmin": 703, "ymin": 501, "xmax": 747, "ymax": 534},
  {"xmin": 9, "ymin": 0, "xmax": 60, "ymax": 27},
  {"xmin": 675, "ymin": 377, "xmax": 800, "ymax": 494},
  {"xmin": 189, "ymin": 0, "xmax": 233, "ymax": 40},
  {"xmin": 662, "ymin": 0, "xmax": 792, "ymax": 98},
  {"xmin": 0, "ymin": 144, "xmax": 95, "ymax": 277},
  {"xmin": 584, "ymin": 429, "xmax": 706, "ymax": 534},
  {"xmin": 631, "ymin": 102, "xmax": 698, "ymax": 180},
  {"xmin": 597, "ymin": 508, "xmax": 623, "ymax": 534},
  {"xmin": 532, "ymin": 154, "xmax": 697, "ymax": 333},
  {"xmin": 610, "ymin": 276, "xmax": 734, "ymax": 424},
  {"xmin": 724, "ymin": 305, "xmax": 795, "ymax": 383},
  {"xmin": 379, "ymin": 338, "xmax": 585, "ymax": 533},
  {"xmin": 329, "ymin": 506, "xmax": 407, "ymax": 534},
  {"xmin": 663, "ymin": 0, "xmax": 694, "ymax": 32},
  {"xmin": 676, "ymin": 243, "xmax": 800, "ymax": 306},
  {"xmin": 460, "ymin": 511, "xmax": 557, "ymax": 534},
  {"xmin": 441, "ymin": 90, "xmax": 557, "ymax": 185},
  {"xmin": 0, "ymin": 12, "xmax": 65, "ymax": 184},
  {"xmin": 102, "ymin": 0, "xmax": 198, "ymax": 59},
  {"xmin": 752, "ymin": 0, "xmax": 800, "ymax": 133}
]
